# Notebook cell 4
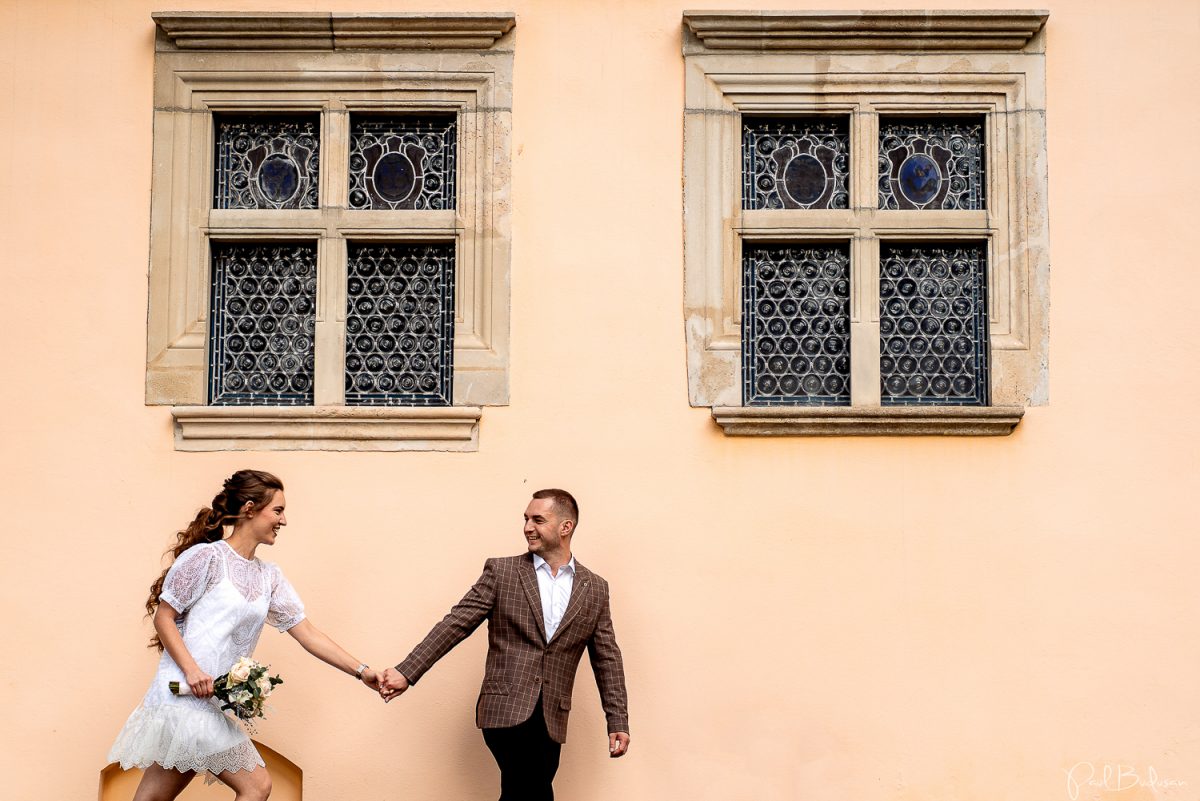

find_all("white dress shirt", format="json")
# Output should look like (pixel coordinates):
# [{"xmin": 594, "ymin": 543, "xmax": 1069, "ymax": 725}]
[{"xmin": 532, "ymin": 554, "xmax": 575, "ymax": 641}]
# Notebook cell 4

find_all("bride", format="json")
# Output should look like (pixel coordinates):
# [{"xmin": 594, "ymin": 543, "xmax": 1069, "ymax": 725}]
[{"xmin": 108, "ymin": 470, "xmax": 381, "ymax": 800}]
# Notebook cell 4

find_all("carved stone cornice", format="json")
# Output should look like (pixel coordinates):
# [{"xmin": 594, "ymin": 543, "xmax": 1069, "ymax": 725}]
[
  {"xmin": 154, "ymin": 12, "xmax": 515, "ymax": 52},
  {"xmin": 683, "ymin": 10, "xmax": 1048, "ymax": 53}
]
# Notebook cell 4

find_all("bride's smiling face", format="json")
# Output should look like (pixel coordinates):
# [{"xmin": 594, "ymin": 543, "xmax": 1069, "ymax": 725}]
[{"xmin": 244, "ymin": 490, "xmax": 287, "ymax": 546}]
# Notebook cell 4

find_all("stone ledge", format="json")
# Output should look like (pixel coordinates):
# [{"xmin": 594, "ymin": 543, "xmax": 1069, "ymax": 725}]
[
  {"xmin": 154, "ymin": 12, "xmax": 516, "ymax": 52},
  {"xmin": 711, "ymin": 405, "xmax": 1024, "ymax": 436},
  {"xmin": 683, "ymin": 10, "xmax": 1048, "ymax": 53},
  {"xmin": 172, "ymin": 406, "xmax": 481, "ymax": 451}
]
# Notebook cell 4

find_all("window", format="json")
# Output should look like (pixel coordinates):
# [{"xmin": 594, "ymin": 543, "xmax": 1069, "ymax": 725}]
[
  {"xmin": 145, "ymin": 12, "xmax": 514, "ymax": 450},
  {"xmin": 682, "ymin": 11, "xmax": 1050, "ymax": 435}
]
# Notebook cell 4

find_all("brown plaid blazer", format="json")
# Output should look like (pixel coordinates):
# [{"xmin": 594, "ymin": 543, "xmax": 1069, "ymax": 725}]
[{"xmin": 396, "ymin": 553, "xmax": 629, "ymax": 744}]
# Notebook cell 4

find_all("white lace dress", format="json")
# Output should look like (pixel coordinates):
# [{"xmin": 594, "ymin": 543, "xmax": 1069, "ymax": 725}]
[{"xmin": 108, "ymin": 540, "xmax": 305, "ymax": 778}]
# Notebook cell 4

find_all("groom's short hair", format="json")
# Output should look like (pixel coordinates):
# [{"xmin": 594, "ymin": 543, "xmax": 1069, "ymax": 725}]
[{"xmin": 532, "ymin": 488, "xmax": 579, "ymax": 525}]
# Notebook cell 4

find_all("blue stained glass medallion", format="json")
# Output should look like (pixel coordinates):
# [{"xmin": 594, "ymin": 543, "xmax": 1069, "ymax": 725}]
[
  {"xmin": 879, "ymin": 117, "xmax": 985, "ymax": 211},
  {"xmin": 897, "ymin": 153, "xmax": 941, "ymax": 205}
]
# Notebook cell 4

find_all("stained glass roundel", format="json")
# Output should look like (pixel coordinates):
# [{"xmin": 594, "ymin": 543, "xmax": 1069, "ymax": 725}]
[
  {"xmin": 215, "ymin": 115, "xmax": 319, "ymax": 209},
  {"xmin": 783, "ymin": 154, "xmax": 827, "ymax": 206},
  {"xmin": 373, "ymin": 152, "xmax": 417, "ymax": 203},
  {"xmin": 898, "ymin": 154, "xmax": 941, "ymax": 205},
  {"xmin": 742, "ymin": 117, "xmax": 849, "ymax": 210},
  {"xmin": 256, "ymin": 154, "xmax": 301, "ymax": 204},
  {"xmin": 349, "ymin": 115, "xmax": 457, "ymax": 210},
  {"xmin": 879, "ymin": 117, "xmax": 985, "ymax": 210}
]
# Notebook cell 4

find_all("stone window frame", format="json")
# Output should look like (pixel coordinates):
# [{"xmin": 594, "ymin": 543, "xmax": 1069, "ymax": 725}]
[
  {"xmin": 682, "ymin": 11, "xmax": 1050, "ymax": 436},
  {"xmin": 145, "ymin": 12, "xmax": 514, "ymax": 451}
]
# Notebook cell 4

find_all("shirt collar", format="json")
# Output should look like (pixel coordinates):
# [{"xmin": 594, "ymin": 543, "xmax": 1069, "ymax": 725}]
[{"xmin": 533, "ymin": 554, "xmax": 575, "ymax": 576}]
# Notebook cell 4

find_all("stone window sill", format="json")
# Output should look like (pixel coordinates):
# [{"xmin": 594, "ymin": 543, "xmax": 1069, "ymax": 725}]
[
  {"xmin": 172, "ymin": 406, "xmax": 481, "ymax": 451},
  {"xmin": 711, "ymin": 406, "xmax": 1023, "ymax": 437}
]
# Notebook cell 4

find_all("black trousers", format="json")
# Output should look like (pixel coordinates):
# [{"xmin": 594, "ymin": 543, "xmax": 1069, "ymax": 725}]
[{"xmin": 482, "ymin": 696, "xmax": 562, "ymax": 801}]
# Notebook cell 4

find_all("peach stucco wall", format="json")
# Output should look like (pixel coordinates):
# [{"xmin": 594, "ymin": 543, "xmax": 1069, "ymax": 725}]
[{"xmin": 1, "ymin": 1, "xmax": 1198, "ymax": 800}]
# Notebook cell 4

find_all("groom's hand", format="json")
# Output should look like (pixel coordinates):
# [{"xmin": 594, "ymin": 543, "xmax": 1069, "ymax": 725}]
[
  {"xmin": 379, "ymin": 667, "xmax": 410, "ymax": 702},
  {"xmin": 608, "ymin": 732, "xmax": 630, "ymax": 758}
]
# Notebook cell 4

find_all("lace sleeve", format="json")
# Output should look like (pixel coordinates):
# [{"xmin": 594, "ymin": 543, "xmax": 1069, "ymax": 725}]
[
  {"xmin": 266, "ymin": 565, "xmax": 306, "ymax": 632},
  {"xmin": 160, "ymin": 543, "xmax": 220, "ymax": 614}
]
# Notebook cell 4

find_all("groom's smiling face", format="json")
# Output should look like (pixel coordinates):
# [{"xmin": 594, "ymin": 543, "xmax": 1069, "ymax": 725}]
[{"xmin": 523, "ymin": 498, "xmax": 570, "ymax": 557}]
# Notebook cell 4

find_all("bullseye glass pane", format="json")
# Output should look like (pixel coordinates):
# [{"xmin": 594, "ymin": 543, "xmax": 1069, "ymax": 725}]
[
  {"xmin": 878, "ymin": 117, "xmax": 985, "ymax": 210},
  {"xmin": 349, "ymin": 115, "xmax": 457, "ymax": 210},
  {"xmin": 214, "ymin": 115, "xmax": 319, "ymax": 210},
  {"xmin": 209, "ymin": 243, "xmax": 317, "ymax": 405},
  {"xmin": 743, "ymin": 244, "xmax": 851, "ymax": 406},
  {"xmin": 345, "ymin": 243, "xmax": 455, "ymax": 406},
  {"xmin": 743, "ymin": 117, "xmax": 850, "ymax": 210},
  {"xmin": 879, "ymin": 243, "xmax": 989, "ymax": 406}
]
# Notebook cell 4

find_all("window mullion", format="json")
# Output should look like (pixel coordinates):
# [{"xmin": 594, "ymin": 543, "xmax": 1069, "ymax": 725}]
[
  {"xmin": 849, "ymin": 106, "xmax": 881, "ymax": 406},
  {"xmin": 313, "ymin": 105, "xmax": 351, "ymax": 407},
  {"xmin": 850, "ymin": 235, "xmax": 881, "ymax": 406},
  {"xmin": 323, "ymin": 104, "xmax": 349, "ymax": 211},
  {"xmin": 852, "ymin": 103, "xmax": 876, "ymax": 213},
  {"xmin": 314, "ymin": 236, "xmax": 347, "ymax": 406}
]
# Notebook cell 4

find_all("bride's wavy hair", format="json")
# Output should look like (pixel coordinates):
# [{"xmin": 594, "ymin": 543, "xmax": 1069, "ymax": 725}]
[{"xmin": 145, "ymin": 469, "xmax": 284, "ymax": 650}]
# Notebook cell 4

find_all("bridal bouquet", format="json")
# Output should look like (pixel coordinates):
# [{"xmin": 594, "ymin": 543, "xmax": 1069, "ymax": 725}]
[{"xmin": 169, "ymin": 657, "xmax": 283, "ymax": 730}]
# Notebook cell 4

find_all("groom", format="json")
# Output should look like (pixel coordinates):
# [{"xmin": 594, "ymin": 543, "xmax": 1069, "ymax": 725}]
[{"xmin": 380, "ymin": 488, "xmax": 630, "ymax": 800}]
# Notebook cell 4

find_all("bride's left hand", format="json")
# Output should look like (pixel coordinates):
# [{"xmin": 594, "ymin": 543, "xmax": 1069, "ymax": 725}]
[{"xmin": 359, "ymin": 667, "xmax": 382, "ymax": 691}]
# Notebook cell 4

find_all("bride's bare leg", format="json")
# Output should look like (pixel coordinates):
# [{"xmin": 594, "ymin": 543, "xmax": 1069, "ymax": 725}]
[
  {"xmin": 131, "ymin": 764, "xmax": 195, "ymax": 801},
  {"xmin": 217, "ymin": 765, "xmax": 272, "ymax": 801}
]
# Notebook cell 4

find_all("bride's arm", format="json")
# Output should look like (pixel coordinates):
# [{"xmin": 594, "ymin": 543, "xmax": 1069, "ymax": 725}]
[
  {"xmin": 154, "ymin": 602, "xmax": 214, "ymax": 697},
  {"xmin": 286, "ymin": 619, "xmax": 380, "ymax": 690}
]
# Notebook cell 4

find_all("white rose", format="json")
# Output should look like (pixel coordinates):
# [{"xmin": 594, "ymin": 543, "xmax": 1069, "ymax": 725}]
[
  {"xmin": 227, "ymin": 660, "xmax": 253, "ymax": 684},
  {"xmin": 256, "ymin": 676, "xmax": 273, "ymax": 697}
]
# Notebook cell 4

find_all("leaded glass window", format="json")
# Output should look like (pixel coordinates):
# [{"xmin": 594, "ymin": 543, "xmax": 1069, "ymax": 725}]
[
  {"xmin": 345, "ymin": 243, "xmax": 455, "ymax": 406},
  {"xmin": 685, "ymin": 13, "xmax": 1050, "ymax": 430},
  {"xmin": 209, "ymin": 243, "xmax": 317, "ymax": 405},
  {"xmin": 880, "ymin": 243, "xmax": 989, "ymax": 405},
  {"xmin": 214, "ymin": 115, "xmax": 320, "ymax": 210},
  {"xmin": 743, "ymin": 117, "xmax": 850, "ymax": 210},
  {"xmin": 878, "ymin": 117, "xmax": 985, "ymax": 210},
  {"xmin": 349, "ymin": 115, "xmax": 457, "ymax": 210},
  {"xmin": 743, "ymin": 244, "xmax": 851, "ymax": 405}
]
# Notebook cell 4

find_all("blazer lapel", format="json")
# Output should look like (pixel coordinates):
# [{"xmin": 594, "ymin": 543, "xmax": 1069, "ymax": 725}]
[
  {"xmin": 549, "ymin": 563, "xmax": 590, "ymax": 644},
  {"xmin": 518, "ymin": 554, "xmax": 548, "ymax": 643}
]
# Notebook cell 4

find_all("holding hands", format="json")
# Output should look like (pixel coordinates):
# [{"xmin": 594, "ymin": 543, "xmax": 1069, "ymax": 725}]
[
  {"xmin": 353, "ymin": 664, "xmax": 407, "ymax": 702},
  {"xmin": 378, "ymin": 667, "xmax": 410, "ymax": 702}
]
